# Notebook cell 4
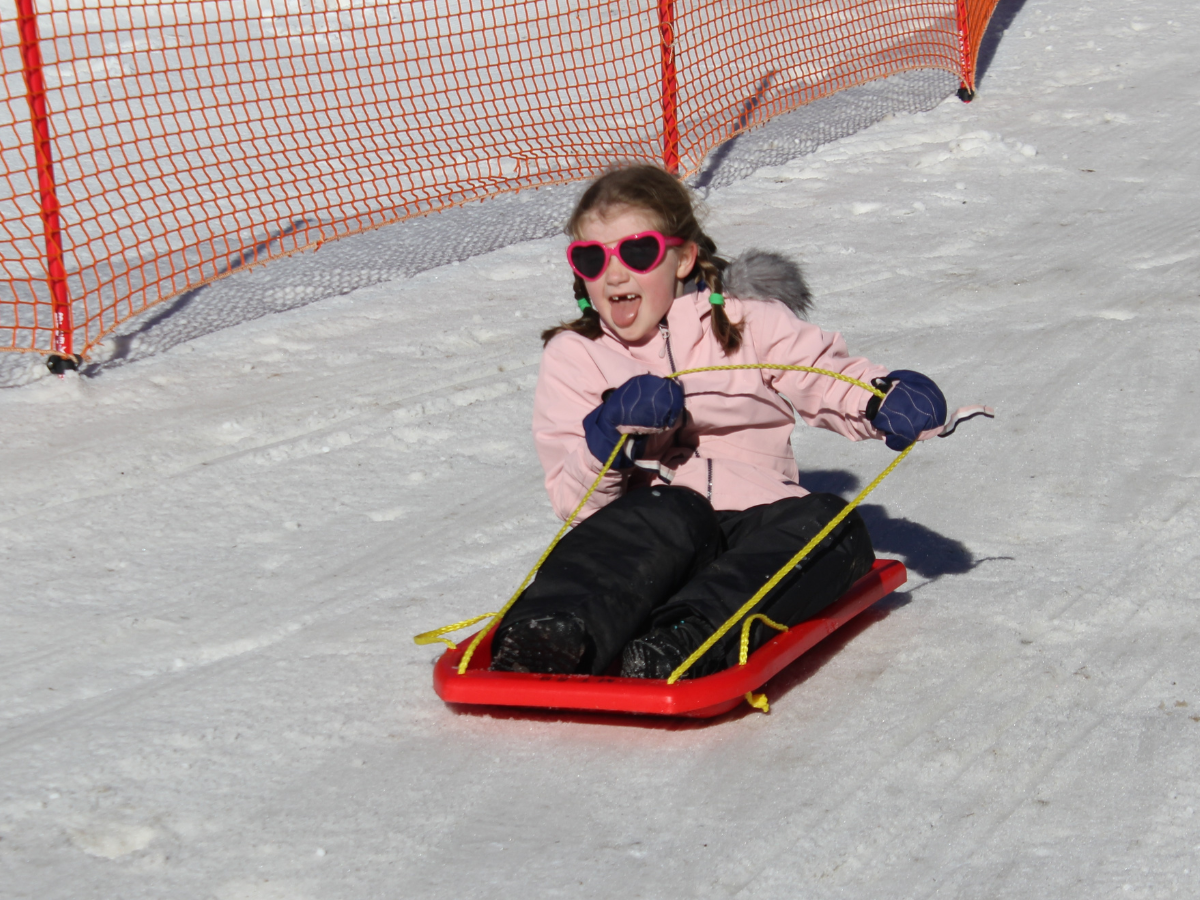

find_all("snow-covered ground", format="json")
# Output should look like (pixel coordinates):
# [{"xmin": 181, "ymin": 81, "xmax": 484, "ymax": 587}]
[{"xmin": 3, "ymin": 0, "xmax": 1199, "ymax": 896}]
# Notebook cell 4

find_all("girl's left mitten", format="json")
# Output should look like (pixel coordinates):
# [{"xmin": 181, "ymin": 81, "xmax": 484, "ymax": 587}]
[
  {"xmin": 867, "ymin": 369, "xmax": 947, "ymax": 451},
  {"xmin": 582, "ymin": 374, "xmax": 685, "ymax": 465}
]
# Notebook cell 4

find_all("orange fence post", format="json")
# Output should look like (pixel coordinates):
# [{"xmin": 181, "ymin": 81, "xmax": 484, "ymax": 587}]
[
  {"xmin": 16, "ymin": 0, "xmax": 76, "ymax": 371},
  {"xmin": 658, "ymin": 0, "xmax": 680, "ymax": 175},
  {"xmin": 955, "ymin": 0, "xmax": 975, "ymax": 101},
  {"xmin": 956, "ymin": 0, "xmax": 1004, "ymax": 102}
]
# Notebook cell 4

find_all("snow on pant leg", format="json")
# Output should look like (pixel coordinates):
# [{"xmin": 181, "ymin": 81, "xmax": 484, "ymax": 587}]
[
  {"xmin": 494, "ymin": 486, "xmax": 723, "ymax": 674},
  {"xmin": 651, "ymin": 492, "xmax": 875, "ymax": 670}
]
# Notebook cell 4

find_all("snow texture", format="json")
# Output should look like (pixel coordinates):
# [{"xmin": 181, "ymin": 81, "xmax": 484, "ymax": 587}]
[{"xmin": 3, "ymin": 1, "xmax": 1200, "ymax": 898}]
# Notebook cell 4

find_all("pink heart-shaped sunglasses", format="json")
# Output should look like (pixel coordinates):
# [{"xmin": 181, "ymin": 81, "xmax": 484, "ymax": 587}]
[{"xmin": 566, "ymin": 231, "xmax": 685, "ymax": 281}]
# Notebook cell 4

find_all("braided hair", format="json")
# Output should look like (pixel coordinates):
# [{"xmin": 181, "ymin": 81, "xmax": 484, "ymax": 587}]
[{"xmin": 543, "ymin": 164, "xmax": 743, "ymax": 353}]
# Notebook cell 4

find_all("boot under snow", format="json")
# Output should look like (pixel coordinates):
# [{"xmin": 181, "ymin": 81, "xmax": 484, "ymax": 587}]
[
  {"xmin": 490, "ymin": 613, "xmax": 589, "ymax": 674},
  {"xmin": 619, "ymin": 617, "xmax": 719, "ymax": 680}
]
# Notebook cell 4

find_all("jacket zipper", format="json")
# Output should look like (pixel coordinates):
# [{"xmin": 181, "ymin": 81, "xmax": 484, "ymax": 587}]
[{"xmin": 658, "ymin": 322, "xmax": 677, "ymax": 371}]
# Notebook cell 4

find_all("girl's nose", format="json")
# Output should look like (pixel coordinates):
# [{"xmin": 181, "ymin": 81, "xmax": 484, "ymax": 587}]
[{"xmin": 604, "ymin": 252, "xmax": 631, "ymax": 282}]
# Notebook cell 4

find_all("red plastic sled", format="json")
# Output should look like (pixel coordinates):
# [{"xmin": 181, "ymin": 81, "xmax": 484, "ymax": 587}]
[{"xmin": 433, "ymin": 559, "xmax": 907, "ymax": 718}]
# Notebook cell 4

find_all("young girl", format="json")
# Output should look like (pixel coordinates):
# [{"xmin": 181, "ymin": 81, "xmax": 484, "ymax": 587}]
[{"xmin": 490, "ymin": 164, "xmax": 947, "ymax": 680}]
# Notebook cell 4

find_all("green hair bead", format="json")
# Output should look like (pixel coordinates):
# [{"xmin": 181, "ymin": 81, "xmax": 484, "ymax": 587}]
[
  {"xmin": 708, "ymin": 292, "xmax": 725, "ymax": 307},
  {"xmin": 576, "ymin": 296, "xmax": 592, "ymax": 311}
]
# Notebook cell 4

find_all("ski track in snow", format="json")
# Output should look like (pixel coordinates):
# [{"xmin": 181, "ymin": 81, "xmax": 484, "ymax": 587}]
[{"xmin": 3, "ymin": 1, "xmax": 1200, "ymax": 898}]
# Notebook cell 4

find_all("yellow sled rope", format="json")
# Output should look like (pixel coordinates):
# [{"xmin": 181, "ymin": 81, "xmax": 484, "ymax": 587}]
[{"xmin": 413, "ymin": 365, "xmax": 900, "ymax": 707}]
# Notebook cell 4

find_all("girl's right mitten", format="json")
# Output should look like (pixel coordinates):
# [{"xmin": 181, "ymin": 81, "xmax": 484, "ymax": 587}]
[{"xmin": 583, "ymin": 374, "xmax": 685, "ymax": 465}]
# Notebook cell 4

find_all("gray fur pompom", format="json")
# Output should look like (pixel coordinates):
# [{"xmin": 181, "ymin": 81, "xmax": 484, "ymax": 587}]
[{"xmin": 723, "ymin": 250, "xmax": 812, "ymax": 317}]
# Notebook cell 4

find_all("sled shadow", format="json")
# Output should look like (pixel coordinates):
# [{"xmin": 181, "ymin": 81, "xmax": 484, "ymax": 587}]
[{"xmin": 754, "ymin": 589, "xmax": 909, "ymax": 709}]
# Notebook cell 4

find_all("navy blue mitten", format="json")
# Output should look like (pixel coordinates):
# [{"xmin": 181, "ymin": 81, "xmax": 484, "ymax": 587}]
[
  {"xmin": 867, "ymin": 369, "xmax": 947, "ymax": 451},
  {"xmin": 583, "ymin": 374, "xmax": 685, "ymax": 466}
]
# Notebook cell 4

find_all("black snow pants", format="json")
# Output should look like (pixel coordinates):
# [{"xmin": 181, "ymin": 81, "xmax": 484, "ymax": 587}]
[{"xmin": 494, "ymin": 486, "xmax": 875, "ymax": 676}]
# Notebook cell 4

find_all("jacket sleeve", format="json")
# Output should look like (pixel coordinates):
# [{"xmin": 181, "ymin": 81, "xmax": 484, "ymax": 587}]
[
  {"xmin": 741, "ymin": 299, "xmax": 889, "ymax": 441},
  {"xmin": 533, "ymin": 334, "xmax": 628, "ymax": 522}
]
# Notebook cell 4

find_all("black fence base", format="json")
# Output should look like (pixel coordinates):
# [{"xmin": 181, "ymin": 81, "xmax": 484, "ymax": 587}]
[{"xmin": 46, "ymin": 354, "xmax": 81, "ymax": 375}]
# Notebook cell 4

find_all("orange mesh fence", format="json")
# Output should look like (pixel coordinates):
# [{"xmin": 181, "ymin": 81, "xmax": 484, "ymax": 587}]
[{"xmin": 1, "ymin": 0, "xmax": 998, "ymax": 362}]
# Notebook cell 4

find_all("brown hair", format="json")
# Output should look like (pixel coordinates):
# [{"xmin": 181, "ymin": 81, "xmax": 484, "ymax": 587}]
[{"xmin": 542, "ymin": 164, "xmax": 743, "ymax": 353}]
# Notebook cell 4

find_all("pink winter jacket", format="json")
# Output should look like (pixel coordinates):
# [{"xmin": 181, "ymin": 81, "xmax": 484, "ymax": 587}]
[{"xmin": 534, "ymin": 289, "xmax": 894, "ymax": 522}]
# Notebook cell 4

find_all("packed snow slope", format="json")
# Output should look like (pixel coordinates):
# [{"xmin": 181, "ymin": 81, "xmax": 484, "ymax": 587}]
[{"xmin": 2, "ymin": 0, "xmax": 1198, "ymax": 897}]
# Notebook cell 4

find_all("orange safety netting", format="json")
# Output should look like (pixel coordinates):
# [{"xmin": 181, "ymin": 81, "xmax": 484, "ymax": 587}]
[{"xmin": 1, "ymin": 0, "xmax": 998, "ymax": 362}]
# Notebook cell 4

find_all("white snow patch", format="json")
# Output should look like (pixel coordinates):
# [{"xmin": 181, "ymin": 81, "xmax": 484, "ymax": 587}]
[
  {"xmin": 366, "ymin": 506, "xmax": 409, "ymax": 522},
  {"xmin": 67, "ymin": 821, "xmax": 156, "ymax": 859},
  {"xmin": 1130, "ymin": 250, "xmax": 1198, "ymax": 270}
]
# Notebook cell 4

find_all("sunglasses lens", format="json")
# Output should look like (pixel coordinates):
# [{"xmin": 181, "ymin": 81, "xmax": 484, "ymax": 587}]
[
  {"xmin": 618, "ymin": 235, "xmax": 663, "ymax": 272},
  {"xmin": 569, "ymin": 244, "xmax": 607, "ymax": 280}
]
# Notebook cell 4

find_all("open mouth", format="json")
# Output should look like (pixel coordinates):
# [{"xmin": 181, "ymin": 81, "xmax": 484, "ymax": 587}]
[{"xmin": 607, "ymin": 293, "xmax": 641, "ymax": 328}]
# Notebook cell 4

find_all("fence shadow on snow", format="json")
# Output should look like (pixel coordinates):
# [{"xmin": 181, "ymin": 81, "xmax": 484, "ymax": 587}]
[{"xmin": 974, "ymin": 0, "xmax": 1031, "ymax": 87}]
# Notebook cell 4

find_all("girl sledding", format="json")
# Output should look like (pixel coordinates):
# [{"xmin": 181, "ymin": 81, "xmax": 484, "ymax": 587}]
[{"xmin": 417, "ymin": 164, "xmax": 991, "ymax": 716}]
